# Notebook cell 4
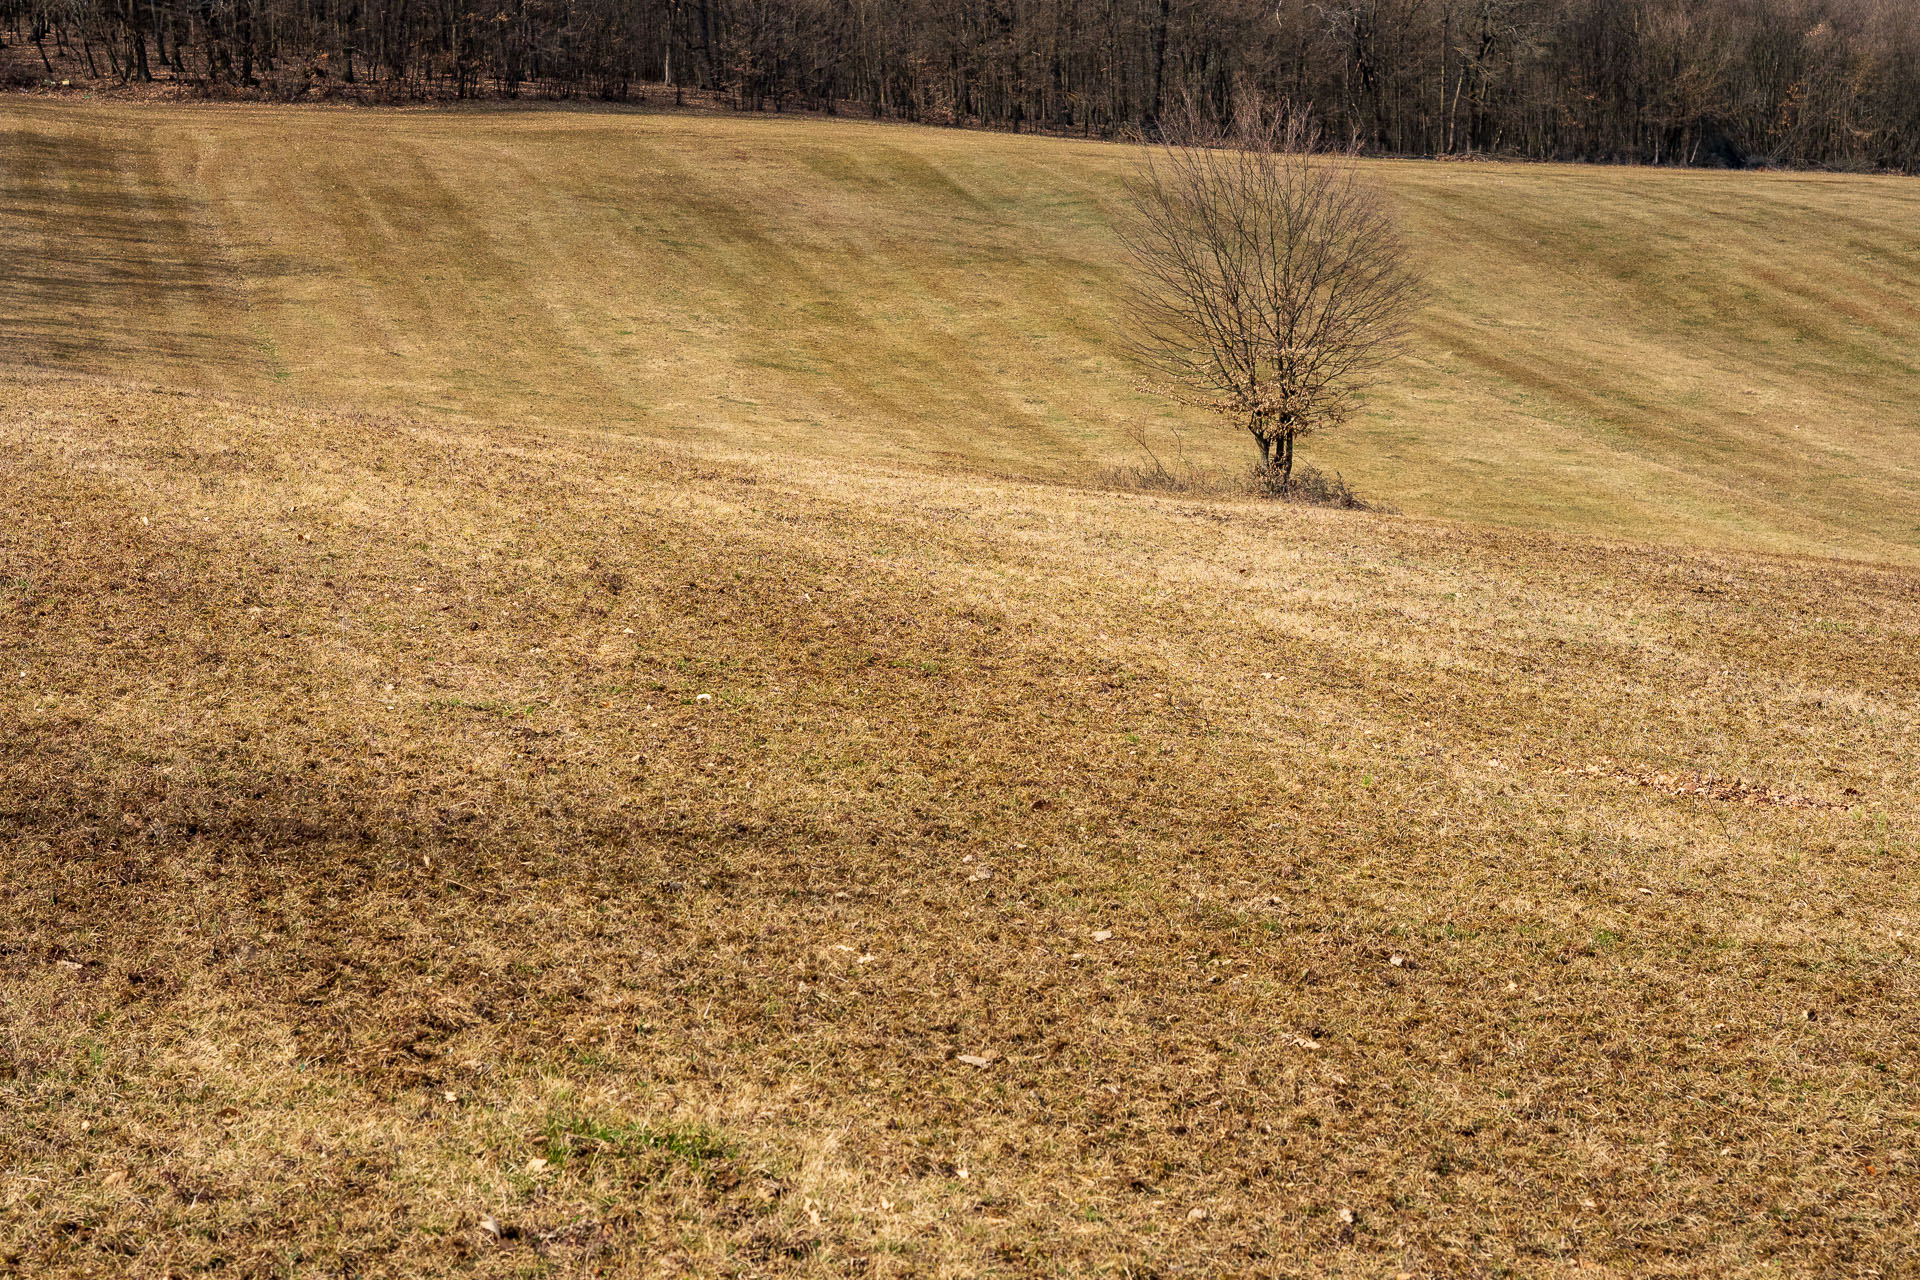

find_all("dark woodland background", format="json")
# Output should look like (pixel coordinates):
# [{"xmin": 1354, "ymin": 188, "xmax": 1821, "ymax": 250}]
[{"xmin": 6, "ymin": 0, "xmax": 1920, "ymax": 170}]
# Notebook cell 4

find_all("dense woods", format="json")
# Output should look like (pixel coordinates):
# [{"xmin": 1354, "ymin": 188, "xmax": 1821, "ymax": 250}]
[{"xmin": 6, "ymin": 0, "xmax": 1920, "ymax": 171}]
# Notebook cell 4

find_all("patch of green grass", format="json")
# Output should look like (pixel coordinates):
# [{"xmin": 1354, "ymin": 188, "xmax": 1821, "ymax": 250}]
[{"xmin": 542, "ymin": 1114, "xmax": 733, "ymax": 1169}]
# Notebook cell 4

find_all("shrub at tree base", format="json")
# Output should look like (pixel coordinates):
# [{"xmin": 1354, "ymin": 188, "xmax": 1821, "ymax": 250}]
[{"xmin": 1250, "ymin": 462, "xmax": 1383, "ymax": 511}]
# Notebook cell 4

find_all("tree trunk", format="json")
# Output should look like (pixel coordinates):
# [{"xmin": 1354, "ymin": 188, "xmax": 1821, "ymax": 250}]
[{"xmin": 1150, "ymin": 0, "xmax": 1170, "ymax": 124}]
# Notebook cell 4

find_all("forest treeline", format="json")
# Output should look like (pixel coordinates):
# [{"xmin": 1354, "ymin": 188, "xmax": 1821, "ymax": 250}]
[{"xmin": 6, "ymin": 0, "xmax": 1920, "ymax": 171}]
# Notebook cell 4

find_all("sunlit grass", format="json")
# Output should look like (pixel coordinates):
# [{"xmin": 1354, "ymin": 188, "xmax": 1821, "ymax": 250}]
[{"xmin": 2, "ymin": 100, "xmax": 1917, "ymax": 559}]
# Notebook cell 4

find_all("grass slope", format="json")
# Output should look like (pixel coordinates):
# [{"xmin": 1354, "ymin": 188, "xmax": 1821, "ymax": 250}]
[
  {"xmin": 4, "ymin": 103, "xmax": 1920, "ymax": 1276},
  {"xmin": 2, "ymin": 369, "xmax": 1916, "ymax": 1276},
  {"xmin": 4, "ymin": 100, "xmax": 1920, "ymax": 560}
]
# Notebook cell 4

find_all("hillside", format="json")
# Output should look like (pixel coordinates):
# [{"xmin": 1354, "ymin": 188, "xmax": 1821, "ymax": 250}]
[
  {"xmin": 4, "ymin": 100, "xmax": 1920, "ymax": 561},
  {"xmin": 3, "ymin": 102, "xmax": 1919, "ymax": 1277}
]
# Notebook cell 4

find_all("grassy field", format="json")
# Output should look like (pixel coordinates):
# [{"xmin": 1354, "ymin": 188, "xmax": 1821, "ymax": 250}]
[
  {"xmin": 4, "ymin": 99, "xmax": 1920, "ymax": 560},
  {"xmin": 2, "ymin": 102, "xmax": 1919, "ymax": 1277}
]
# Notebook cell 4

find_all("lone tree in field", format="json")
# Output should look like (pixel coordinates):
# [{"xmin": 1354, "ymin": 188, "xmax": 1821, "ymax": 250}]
[{"xmin": 1122, "ymin": 108, "xmax": 1420, "ymax": 484}]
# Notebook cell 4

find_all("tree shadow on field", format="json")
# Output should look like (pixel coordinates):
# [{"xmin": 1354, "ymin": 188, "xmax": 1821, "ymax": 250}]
[{"xmin": 0, "ymin": 128, "xmax": 275, "ymax": 381}]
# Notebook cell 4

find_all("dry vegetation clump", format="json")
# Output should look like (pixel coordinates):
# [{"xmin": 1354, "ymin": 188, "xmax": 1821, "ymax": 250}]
[
  {"xmin": 3, "ymin": 369, "xmax": 1916, "ymax": 1277},
  {"xmin": 1248, "ymin": 461, "xmax": 1385, "ymax": 510},
  {"xmin": 1094, "ymin": 422, "xmax": 1232, "ymax": 496},
  {"xmin": 1093, "ymin": 456, "xmax": 1220, "ymax": 495},
  {"xmin": 1098, "ymin": 456, "xmax": 1385, "ymax": 510}
]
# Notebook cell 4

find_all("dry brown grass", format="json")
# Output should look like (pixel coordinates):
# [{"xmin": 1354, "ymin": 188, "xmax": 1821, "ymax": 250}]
[
  {"xmin": 5, "ymin": 100, "xmax": 1920, "ymax": 561},
  {"xmin": 4, "ymin": 366, "xmax": 1916, "ymax": 1276}
]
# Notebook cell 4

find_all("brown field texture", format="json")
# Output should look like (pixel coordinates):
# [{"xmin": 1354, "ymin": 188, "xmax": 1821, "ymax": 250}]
[{"xmin": 2, "ymin": 101, "xmax": 1919, "ymax": 1277}]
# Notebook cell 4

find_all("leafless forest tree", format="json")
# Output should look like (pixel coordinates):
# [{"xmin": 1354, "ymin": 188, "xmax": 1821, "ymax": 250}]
[
  {"xmin": 1123, "ymin": 107, "xmax": 1420, "ymax": 483},
  {"xmin": 6, "ymin": 0, "xmax": 1920, "ymax": 172}
]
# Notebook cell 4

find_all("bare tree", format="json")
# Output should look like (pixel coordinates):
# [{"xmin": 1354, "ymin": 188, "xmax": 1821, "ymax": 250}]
[{"xmin": 1120, "ymin": 106, "xmax": 1420, "ymax": 484}]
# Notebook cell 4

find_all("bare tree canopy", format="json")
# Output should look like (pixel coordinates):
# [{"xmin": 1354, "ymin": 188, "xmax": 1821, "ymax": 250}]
[{"xmin": 1122, "ymin": 108, "xmax": 1420, "ymax": 483}]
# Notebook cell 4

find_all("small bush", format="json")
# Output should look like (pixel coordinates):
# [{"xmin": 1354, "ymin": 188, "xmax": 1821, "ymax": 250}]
[
  {"xmin": 1249, "ymin": 462, "xmax": 1386, "ymax": 510},
  {"xmin": 1096, "ymin": 460, "xmax": 1215, "ymax": 495},
  {"xmin": 1099, "ymin": 421, "xmax": 1219, "ymax": 494}
]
